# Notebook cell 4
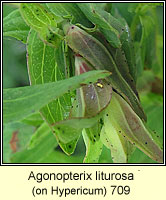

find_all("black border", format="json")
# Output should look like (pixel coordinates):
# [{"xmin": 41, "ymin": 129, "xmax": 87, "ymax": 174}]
[{"xmin": 1, "ymin": 1, "xmax": 165, "ymax": 166}]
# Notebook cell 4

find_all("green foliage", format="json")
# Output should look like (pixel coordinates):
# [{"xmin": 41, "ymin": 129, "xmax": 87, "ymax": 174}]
[
  {"xmin": 3, "ymin": 3, "xmax": 163, "ymax": 163},
  {"xmin": 4, "ymin": 70, "xmax": 110, "ymax": 123},
  {"xmin": 46, "ymin": 3, "xmax": 92, "ymax": 27},
  {"xmin": 20, "ymin": 3, "xmax": 63, "ymax": 47},
  {"xmin": 3, "ymin": 9, "xmax": 30, "ymax": 43},
  {"xmin": 83, "ymin": 129, "xmax": 103, "ymax": 163},
  {"xmin": 77, "ymin": 3, "xmax": 121, "ymax": 48},
  {"xmin": 102, "ymin": 92, "xmax": 162, "ymax": 163}
]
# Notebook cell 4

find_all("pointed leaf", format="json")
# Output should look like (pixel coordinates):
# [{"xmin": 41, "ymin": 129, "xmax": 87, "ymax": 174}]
[
  {"xmin": 58, "ymin": 138, "xmax": 79, "ymax": 155},
  {"xmin": 52, "ymin": 112, "xmax": 105, "ymax": 144},
  {"xmin": 27, "ymin": 30, "xmax": 72, "ymax": 123},
  {"xmin": 26, "ymin": 29, "xmax": 77, "ymax": 155},
  {"xmin": 77, "ymin": 3, "xmax": 121, "ymax": 48},
  {"xmin": 88, "ymin": 31, "xmax": 139, "ymax": 98},
  {"xmin": 28, "ymin": 122, "xmax": 51, "ymax": 149},
  {"xmin": 94, "ymin": 10, "xmax": 137, "ymax": 81},
  {"xmin": 101, "ymin": 114, "xmax": 136, "ymax": 163},
  {"xmin": 3, "ymin": 70, "xmax": 110, "ymax": 124},
  {"xmin": 107, "ymin": 92, "xmax": 163, "ymax": 163},
  {"xmin": 21, "ymin": 112, "xmax": 44, "ymax": 126},
  {"xmin": 82, "ymin": 129, "xmax": 103, "ymax": 163},
  {"xmin": 84, "ymin": 122, "xmax": 101, "ymax": 143}
]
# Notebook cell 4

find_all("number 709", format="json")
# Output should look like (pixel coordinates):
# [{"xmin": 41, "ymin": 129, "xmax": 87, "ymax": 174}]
[{"xmin": 111, "ymin": 185, "xmax": 130, "ymax": 195}]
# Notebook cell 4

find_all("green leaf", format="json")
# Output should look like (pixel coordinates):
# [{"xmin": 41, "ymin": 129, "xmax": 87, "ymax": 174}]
[
  {"xmin": 28, "ymin": 122, "xmax": 51, "ymax": 149},
  {"xmin": 82, "ymin": 129, "xmax": 103, "ymax": 163},
  {"xmin": 20, "ymin": 3, "xmax": 59, "ymax": 28},
  {"xmin": 27, "ymin": 30, "xmax": 72, "ymax": 125},
  {"xmin": 119, "ymin": 19, "xmax": 137, "ymax": 82},
  {"xmin": 58, "ymin": 138, "xmax": 80, "ymax": 155},
  {"xmin": 27, "ymin": 30, "xmax": 62, "ymax": 85},
  {"xmin": 93, "ymin": 9, "xmax": 137, "ymax": 82},
  {"xmin": 98, "ymin": 145, "xmax": 113, "ymax": 163},
  {"xmin": 46, "ymin": 3, "xmax": 92, "ymax": 27},
  {"xmin": 107, "ymin": 92, "xmax": 163, "ymax": 163},
  {"xmin": 3, "ymin": 9, "xmax": 30, "ymax": 43},
  {"xmin": 77, "ymin": 3, "xmax": 121, "ymax": 48},
  {"xmin": 21, "ymin": 112, "xmax": 44, "ymax": 126},
  {"xmin": 128, "ymin": 92, "xmax": 163, "ymax": 163},
  {"xmin": 129, "ymin": 4, "xmax": 161, "ymax": 78},
  {"xmin": 27, "ymin": 29, "xmax": 76, "ymax": 155},
  {"xmin": 52, "ymin": 113, "xmax": 104, "ymax": 144},
  {"xmin": 128, "ymin": 148, "xmax": 157, "ymax": 163},
  {"xmin": 84, "ymin": 122, "xmax": 101, "ymax": 143},
  {"xmin": 3, "ymin": 70, "xmax": 110, "ymax": 124},
  {"xmin": 89, "ymin": 29, "xmax": 138, "ymax": 98},
  {"xmin": 20, "ymin": 3, "xmax": 63, "ymax": 47},
  {"xmin": 139, "ymin": 15, "xmax": 154, "ymax": 69},
  {"xmin": 101, "ymin": 113, "xmax": 136, "ymax": 163}
]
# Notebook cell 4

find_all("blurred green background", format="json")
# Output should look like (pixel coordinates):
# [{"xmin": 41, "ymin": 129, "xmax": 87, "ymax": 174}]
[
  {"xmin": 3, "ymin": 3, "xmax": 163, "ymax": 163},
  {"xmin": 3, "ymin": 4, "xmax": 29, "ymax": 88}
]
